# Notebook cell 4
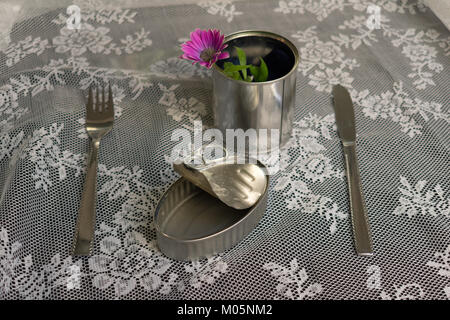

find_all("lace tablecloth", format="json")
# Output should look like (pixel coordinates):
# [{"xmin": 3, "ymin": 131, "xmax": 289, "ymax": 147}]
[{"xmin": 0, "ymin": 0, "xmax": 449, "ymax": 300}]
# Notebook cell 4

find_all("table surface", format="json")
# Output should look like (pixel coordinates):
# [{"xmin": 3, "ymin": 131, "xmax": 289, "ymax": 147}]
[
  {"xmin": 0, "ymin": 0, "xmax": 449, "ymax": 300},
  {"xmin": 424, "ymin": 0, "xmax": 450, "ymax": 30}
]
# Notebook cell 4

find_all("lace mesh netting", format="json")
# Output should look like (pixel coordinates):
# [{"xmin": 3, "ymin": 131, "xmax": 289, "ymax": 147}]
[{"xmin": 0, "ymin": 0, "xmax": 449, "ymax": 300}]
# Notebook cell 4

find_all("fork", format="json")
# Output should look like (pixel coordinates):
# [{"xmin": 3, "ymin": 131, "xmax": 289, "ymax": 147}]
[{"xmin": 73, "ymin": 85, "xmax": 114, "ymax": 256}]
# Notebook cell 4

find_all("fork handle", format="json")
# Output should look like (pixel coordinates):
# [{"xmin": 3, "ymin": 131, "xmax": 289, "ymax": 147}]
[
  {"xmin": 343, "ymin": 143, "xmax": 373, "ymax": 256},
  {"xmin": 73, "ymin": 139, "xmax": 100, "ymax": 256}
]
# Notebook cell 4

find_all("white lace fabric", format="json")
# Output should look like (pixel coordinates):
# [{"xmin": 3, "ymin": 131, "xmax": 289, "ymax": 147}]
[{"xmin": 0, "ymin": 0, "xmax": 449, "ymax": 300}]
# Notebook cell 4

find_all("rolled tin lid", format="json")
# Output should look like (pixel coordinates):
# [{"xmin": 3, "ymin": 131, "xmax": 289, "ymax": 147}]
[{"xmin": 173, "ymin": 157, "xmax": 267, "ymax": 210}]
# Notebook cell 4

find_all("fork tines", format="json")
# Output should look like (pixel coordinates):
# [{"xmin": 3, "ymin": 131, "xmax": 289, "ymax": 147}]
[{"xmin": 87, "ymin": 85, "xmax": 114, "ymax": 116}]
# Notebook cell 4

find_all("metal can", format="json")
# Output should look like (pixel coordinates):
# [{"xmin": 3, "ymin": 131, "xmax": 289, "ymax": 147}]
[
  {"xmin": 212, "ymin": 30, "xmax": 299, "ymax": 151},
  {"xmin": 154, "ymin": 162, "xmax": 269, "ymax": 261}
]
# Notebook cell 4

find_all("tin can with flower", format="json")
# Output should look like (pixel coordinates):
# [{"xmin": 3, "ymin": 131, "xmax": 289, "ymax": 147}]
[
  {"xmin": 212, "ymin": 30, "xmax": 299, "ymax": 152},
  {"xmin": 180, "ymin": 29, "xmax": 299, "ymax": 153}
]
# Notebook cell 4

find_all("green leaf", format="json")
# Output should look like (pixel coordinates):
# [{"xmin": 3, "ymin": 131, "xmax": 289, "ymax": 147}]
[
  {"xmin": 235, "ymin": 47, "xmax": 247, "ymax": 80},
  {"xmin": 224, "ymin": 67, "xmax": 243, "ymax": 80},
  {"xmin": 223, "ymin": 61, "xmax": 251, "ymax": 77},
  {"xmin": 224, "ymin": 64, "xmax": 251, "ymax": 72},
  {"xmin": 256, "ymin": 57, "xmax": 268, "ymax": 82},
  {"xmin": 223, "ymin": 62, "xmax": 234, "ymax": 71},
  {"xmin": 248, "ymin": 57, "xmax": 268, "ymax": 82},
  {"xmin": 235, "ymin": 47, "xmax": 246, "ymax": 65},
  {"xmin": 230, "ymin": 72, "xmax": 242, "ymax": 80},
  {"xmin": 249, "ymin": 65, "xmax": 260, "ymax": 80}
]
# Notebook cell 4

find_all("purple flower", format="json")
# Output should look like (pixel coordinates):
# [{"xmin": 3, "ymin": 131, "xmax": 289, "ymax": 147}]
[{"xmin": 180, "ymin": 29, "xmax": 230, "ymax": 69}]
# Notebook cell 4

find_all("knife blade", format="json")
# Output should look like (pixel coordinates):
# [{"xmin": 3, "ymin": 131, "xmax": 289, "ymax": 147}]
[
  {"xmin": 332, "ymin": 84, "xmax": 356, "ymax": 144},
  {"xmin": 332, "ymin": 84, "xmax": 373, "ymax": 256}
]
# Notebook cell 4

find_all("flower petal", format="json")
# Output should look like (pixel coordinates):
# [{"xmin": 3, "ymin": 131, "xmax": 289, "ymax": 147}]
[
  {"xmin": 219, "ymin": 34, "xmax": 225, "ymax": 47},
  {"xmin": 191, "ymin": 29, "xmax": 205, "ymax": 50},
  {"xmin": 217, "ymin": 51, "xmax": 230, "ymax": 60},
  {"xmin": 207, "ymin": 29, "xmax": 214, "ymax": 47},
  {"xmin": 180, "ymin": 53, "xmax": 200, "ymax": 62},
  {"xmin": 214, "ymin": 30, "xmax": 224, "ymax": 50},
  {"xmin": 182, "ymin": 45, "xmax": 200, "ymax": 58},
  {"xmin": 219, "ymin": 43, "xmax": 228, "ymax": 51},
  {"xmin": 180, "ymin": 29, "xmax": 228, "ymax": 67},
  {"xmin": 182, "ymin": 40, "xmax": 202, "ymax": 52},
  {"xmin": 200, "ymin": 29, "xmax": 212, "ymax": 49}
]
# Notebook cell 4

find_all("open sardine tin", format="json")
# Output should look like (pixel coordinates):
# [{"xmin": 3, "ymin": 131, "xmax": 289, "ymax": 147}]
[{"xmin": 154, "ymin": 159, "xmax": 269, "ymax": 261}]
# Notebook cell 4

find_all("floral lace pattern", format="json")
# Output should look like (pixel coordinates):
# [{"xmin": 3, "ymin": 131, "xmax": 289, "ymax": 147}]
[
  {"xmin": 24, "ymin": 123, "xmax": 84, "ymax": 191},
  {"xmin": 292, "ymin": 26, "xmax": 359, "ymax": 93},
  {"xmin": 427, "ymin": 245, "xmax": 450, "ymax": 299},
  {"xmin": 52, "ymin": 0, "xmax": 138, "ymax": 25},
  {"xmin": 158, "ymin": 83, "xmax": 209, "ymax": 130},
  {"xmin": 2, "ymin": 36, "xmax": 50, "ymax": 67},
  {"xmin": 0, "ymin": 131, "xmax": 24, "ymax": 162},
  {"xmin": 149, "ymin": 57, "xmax": 211, "ymax": 79},
  {"xmin": 0, "ymin": 84, "xmax": 25, "ymax": 127},
  {"xmin": 89, "ymin": 233, "xmax": 176, "ymax": 296},
  {"xmin": 263, "ymin": 258, "xmax": 322, "ymax": 300},
  {"xmin": 53, "ymin": 24, "xmax": 152, "ymax": 56},
  {"xmin": 349, "ymin": 82, "xmax": 449, "ymax": 138},
  {"xmin": 331, "ymin": 14, "xmax": 449, "ymax": 90},
  {"xmin": 388, "ymin": 28, "xmax": 448, "ymax": 89},
  {"xmin": 393, "ymin": 177, "xmax": 449, "ymax": 218},
  {"xmin": 274, "ymin": 114, "xmax": 346, "ymax": 234},
  {"xmin": 182, "ymin": 257, "xmax": 228, "ymax": 289},
  {"xmin": 366, "ymin": 265, "xmax": 425, "ymax": 300},
  {"xmin": 0, "ymin": 228, "xmax": 82, "ymax": 299},
  {"xmin": 198, "ymin": 1, "xmax": 243, "ymax": 23},
  {"xmin": 275, "ymin": 0, "xmax": 427, "ymax": 21}
]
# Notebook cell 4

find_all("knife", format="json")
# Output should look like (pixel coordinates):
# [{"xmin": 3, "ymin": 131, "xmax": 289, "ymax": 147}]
[{"xmin": 332, "ymin": 84, "xmax": 373, "ymax": 256}]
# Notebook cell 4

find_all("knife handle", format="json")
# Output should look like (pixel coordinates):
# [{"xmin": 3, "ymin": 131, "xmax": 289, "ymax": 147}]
[{"xmin": 343, "ymin": 143, "xmax": 373, "ymax": 256}]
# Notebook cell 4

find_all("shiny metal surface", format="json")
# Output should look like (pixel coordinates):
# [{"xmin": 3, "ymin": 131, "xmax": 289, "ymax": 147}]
[
  {"xmin": 73, "ymin": 86, "xmax": 114, "ymax": 256},
  {"xmin": 154, "ymin": 174, "xmax": 269, "ymax": 261},
  {"xmin": 332, "ymin": 84, "xmax": 356, "ymax": 143},
  {"xmin": 332, "ymin": 84, "xmax": 373, "ymax": 256},
  {"xmin": 212, "ymin": 31, "xmax": 299, "ymax": 151},
  {"xmin": 173, "ymin": 157, "xmax": 267, "ymax": 210}
]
